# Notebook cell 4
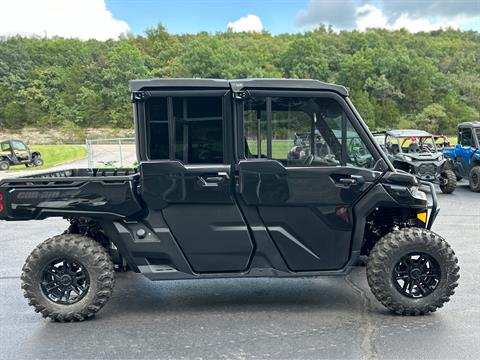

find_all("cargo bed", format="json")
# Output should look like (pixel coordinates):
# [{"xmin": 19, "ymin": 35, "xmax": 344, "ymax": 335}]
[{"xmin": 0, "ymin": 168, "xmax": 143, "ymax": 220}]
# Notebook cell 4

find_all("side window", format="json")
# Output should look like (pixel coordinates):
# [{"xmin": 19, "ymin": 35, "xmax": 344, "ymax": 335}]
[
  {"xmin": 244, "ymin": 98, "xmax": 267, "ymax": 158},
  {"xmin": 1, "ymin": 142, "xmax": 11, "ymax": 151},
  {"xmin": 12, "ymin": 141, "xmax": 27, "ymax": 151},
  {"xmin": 271, "ymin": 97, "xmax": 316, "ymax": 163},
  {"xmin": 344, "ymin": 119, "xmax": 375, "ymax": 168},
  {"xmin": 146, "ymin": 96, "xmax": 224, "ymax": 164},
  {"xmin": 460, "ymin": 129, "xmax": 473, "ymax": 147},
  {"xmin": 173, "ymin": 96, "xmax": 223, "ymax": 164},
  {"xmin": 243, "ymin": 96, "xmax": 376, "ymax": 169},
  {"xmin": 146, "ymin": 97, "xmax": 169, "ymax": 159}
]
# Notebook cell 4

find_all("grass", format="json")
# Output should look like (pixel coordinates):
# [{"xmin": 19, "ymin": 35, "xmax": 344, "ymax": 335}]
[{"xmin": 5, "ymin": 145, "xmax": 87, "ymax": 172}]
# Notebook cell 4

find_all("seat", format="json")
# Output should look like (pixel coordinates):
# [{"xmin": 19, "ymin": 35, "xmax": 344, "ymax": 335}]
[{"xmin": 408, "ymin": 143, "xmax": 420, "ymax": 153}]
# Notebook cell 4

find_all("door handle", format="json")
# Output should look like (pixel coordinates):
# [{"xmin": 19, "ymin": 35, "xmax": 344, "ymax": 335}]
[
  {"xmin": 338, "ymin": 178, "xmax": 356, "ymax": 185},
  {"xmin": 204, "ymin": 176, "xmax": 225, "ymax": 183},
  {"xmin": 197, "ymin": 174, "xmax": 226, "ymax": 187},
  {"xmin": 334, "ymin": 175, "xmax": 365, "ymax": 187}
]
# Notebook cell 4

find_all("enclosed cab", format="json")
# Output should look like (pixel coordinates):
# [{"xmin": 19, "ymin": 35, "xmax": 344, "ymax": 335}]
[
  {"xmin": 443, "ymin": 122, "xmax": 480, "ymax": 192},
  {"xmin": 0, "ymin": 79, "xmax": 459, "ymax": 321},
  {"xmin": 0, "ymin": 139, "xmax": 44, "ymax": 170}
]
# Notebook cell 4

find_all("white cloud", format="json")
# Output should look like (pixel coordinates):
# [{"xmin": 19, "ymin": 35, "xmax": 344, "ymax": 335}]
[
  {"xmin": 296, "ymin": 0, "xmax": 479, "ymax": 33},
  {"xmin": 227, "ymin": 14, "xmax": 263, "ymax": 33},
  {"xmin": 356, "ymin": 4, "xmax": 460, "ymax": 33},
  {"xmin": 0, "ymin": 0, "xmax": 129, "ymax": 40},
  {"xmin": 391, "ymin": 15, "xmax": 459, "ymax": 32},
  {"xmin": 356, "ymin": 4, "xmax": 388, "ymax": 31}
]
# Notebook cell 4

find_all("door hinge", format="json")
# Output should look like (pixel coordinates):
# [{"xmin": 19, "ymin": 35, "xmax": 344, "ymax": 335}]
[
  {"xmin": 233, "ymin": 90, "xmax": 250, "ymax": 100},
  {"xmin": 131, "ymin": 91, "xmax": 148, "ymax": 102}
]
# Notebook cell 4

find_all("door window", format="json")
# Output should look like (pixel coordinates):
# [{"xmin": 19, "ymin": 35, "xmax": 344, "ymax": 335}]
[
  {"xmin": 173, "ymin": 96, "xmax": 223, "ymax": 164},
  {"xmin": 459, "ymin": 128, "xmax": 473, "ymax": 147},
  {"xmin": 244, "ymin": 97, "xmax": 267, "ymax": 159},
  {"xmin": 12, "ymin": 141, "xmax": 27, "ymax": 151},
  {"xmin": 243, "ymin": 96, "xmax": 375, "ymax": 169},
  {"xmin": 146, "ymin": 97, "xmax": 169, "ymax": 159},
  {"xmin": 146, "ymin": 96, "xmax": 224, "ymax": 163},
  {"xmin": 1, "ymin": 142, "xmax": 11, "ymax": 151}
]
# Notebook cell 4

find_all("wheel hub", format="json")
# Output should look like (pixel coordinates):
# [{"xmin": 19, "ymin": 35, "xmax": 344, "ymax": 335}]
[
  {"xmin": 60, "ymin": 274, "xmax": 73, "ymax": 286},
  {"xmin": 392, "ymin": 252, "xmax": 441, "ymax": 298},
  {"xmin": 409, "ymin": 268, "xmax": 422, "ymax": 280}
]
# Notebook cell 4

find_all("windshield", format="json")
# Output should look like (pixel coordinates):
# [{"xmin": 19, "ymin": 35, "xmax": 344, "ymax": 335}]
[{"xmin": 475, "ymin": 128, "xmax": 480, "ymax": 146}]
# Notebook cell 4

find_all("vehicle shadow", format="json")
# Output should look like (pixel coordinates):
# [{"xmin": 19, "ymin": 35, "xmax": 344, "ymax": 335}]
[{"xmin": 97, "ymin": 268, "xmax": 390, "ymax": 319}]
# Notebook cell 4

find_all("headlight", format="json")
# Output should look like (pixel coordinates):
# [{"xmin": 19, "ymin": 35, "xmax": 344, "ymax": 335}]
[
  {"xmin": 409, "ymin": 186, "xmax": 427, "ymax": 201},
  {"xmin": 404, "ymin": 155, "xmax": 413, "ymax": 162}
]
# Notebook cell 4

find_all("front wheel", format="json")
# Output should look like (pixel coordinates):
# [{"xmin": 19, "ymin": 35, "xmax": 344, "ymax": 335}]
[
  {"xmin": 21, "ymin": 234, "xmax": 114, "ymax": 322},
  {"xmin": 439, "ymin": 169, "xmax": 456, "ymax": 194},
  {"xmin": 33, "ymin": 156, "xmax": 44, "ymax": 167},
  {"xmin": 469, "ymin": 166, "xmax": 480, "ymax": 192},
  {"xmin": 367, "ymin": 228, "xmax": 459, "ymax": 315}
]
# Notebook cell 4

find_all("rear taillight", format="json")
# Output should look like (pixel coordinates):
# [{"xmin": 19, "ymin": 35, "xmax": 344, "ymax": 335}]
[{"xmin": 0, "ymin": 193, "xmax": 4, "ymax": 212}]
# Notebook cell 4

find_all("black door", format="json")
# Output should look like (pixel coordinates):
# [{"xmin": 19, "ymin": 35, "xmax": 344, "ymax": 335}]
[
  {"xmin": 236, "ymin": 92, "xmax": 384, "ymax": 271},
  {"xmin": 139, "ymin": 90, "xmax": 254, "ymax": 273}
]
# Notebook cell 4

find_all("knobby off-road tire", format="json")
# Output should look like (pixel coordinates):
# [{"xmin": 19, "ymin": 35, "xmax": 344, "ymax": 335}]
[
  {"xmin": 21, "ymin": 234, "xmax": 114, "ymax": 322},
  {"xmin": 0, "ymin": 161, "xmax": 9, "ymax": 171},
  {"xmin": 439, "ymin": 169, "xmax": 456, "ymax": 194},
  {"xmin": 33, "ymin": 156, "xmax": 44, "ymax": 167},
  {"xmin": 469, "ymin": 166, "xmax": 480, "ymax": 192},
  {"xmin": 367, "ymin": 228, "xmax": 459, "ymax": 315}
]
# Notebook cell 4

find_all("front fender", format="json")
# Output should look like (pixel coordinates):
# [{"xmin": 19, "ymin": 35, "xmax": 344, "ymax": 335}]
[
  {"xmin": 443, "ymin": 147, "xmax": 456, "ymax": 159},
  {"xmin": 474, "ymin": 150, "xmax": 480, "ymax": 162}
]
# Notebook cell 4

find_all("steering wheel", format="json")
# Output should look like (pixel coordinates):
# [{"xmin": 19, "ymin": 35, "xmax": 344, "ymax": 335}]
[{"xmin": 304, "ymin": 154, "xmax": 315, "ymax": 166}]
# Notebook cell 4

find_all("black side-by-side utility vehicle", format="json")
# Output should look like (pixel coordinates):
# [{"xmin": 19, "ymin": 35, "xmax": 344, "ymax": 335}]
[{"xmin": 0, "ymin": 79, "xmax": 459, "ymax": 321}]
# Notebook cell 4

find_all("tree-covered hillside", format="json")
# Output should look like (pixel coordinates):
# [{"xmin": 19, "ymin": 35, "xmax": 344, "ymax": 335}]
[{"xmin": 0, "ymin": 25, "xmax": 478, "ymax": 134}]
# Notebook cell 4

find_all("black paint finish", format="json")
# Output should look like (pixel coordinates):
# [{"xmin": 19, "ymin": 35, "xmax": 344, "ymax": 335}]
[{"xmin": 237, "ymin": 159, "xmax": 381, "ymax": 271}]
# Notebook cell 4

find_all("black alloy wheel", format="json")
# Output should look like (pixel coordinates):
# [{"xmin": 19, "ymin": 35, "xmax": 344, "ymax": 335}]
[
  {"xmin": 392, "ymin": 252, "xmax": 441, "ymax": 298},
  {"xmin": 40, "ymin": 258, "xmax": 90, "ymax": 305}
]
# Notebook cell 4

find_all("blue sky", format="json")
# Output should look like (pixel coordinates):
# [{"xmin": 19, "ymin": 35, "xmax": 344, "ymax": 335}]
[
  {"xmin": 0, "ymin": 1, "xmax": 479, "ymax": 40},
  {"xmin": 106, "ymin": 0, "xmax": 309, "ymax": 35}
]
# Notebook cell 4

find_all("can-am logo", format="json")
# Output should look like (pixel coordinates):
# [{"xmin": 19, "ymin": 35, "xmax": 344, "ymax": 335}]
[{"xmin": 15, "ymin": 191, "xmax": 61, "ymax": 200}]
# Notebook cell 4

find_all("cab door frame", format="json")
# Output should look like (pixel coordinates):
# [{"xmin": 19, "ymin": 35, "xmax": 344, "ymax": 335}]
[
  {"xmin": 136, "ymin": 88, "xmax": 255, "ymax": 273},
  {"xmin": 233, "ymin": 89, "xmax": 387, "ymax": 271}
]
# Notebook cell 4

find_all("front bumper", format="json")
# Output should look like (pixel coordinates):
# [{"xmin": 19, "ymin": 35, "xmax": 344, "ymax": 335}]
[
  {"xmin": 411, "ymin": 160, "xmax": 444, "ymax": 182},
  {"xmin": 418, "ymin": 181, "xmax": 439, "ymax": 229}
]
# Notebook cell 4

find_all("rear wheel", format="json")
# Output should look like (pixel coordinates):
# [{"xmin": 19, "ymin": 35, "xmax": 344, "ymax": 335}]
[
  {"xmin": 0, "ymin": 161, "xmax": 9, "ymax": 171},
  {"xmin": 21, "ymin": 234, "xmax": 114, "ymax": 322},
  {"xmin": 469, "ymin": 166, "xmax": 480, "ymax": 192},
  {"xmin": 439, "ymin": 170, "xmax": 456, "ymax": 194},
  {"xmin": 367, "ymin": 228, "xmax": 459, "ymax": 315}
]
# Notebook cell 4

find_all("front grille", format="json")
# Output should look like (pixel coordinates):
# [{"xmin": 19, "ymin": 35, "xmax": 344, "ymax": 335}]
[{"xmin": 417, "ymin": 163, "xmax": 436, "ymax": 177}]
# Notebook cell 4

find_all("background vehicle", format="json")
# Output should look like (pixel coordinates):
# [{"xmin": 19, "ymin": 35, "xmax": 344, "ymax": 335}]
[
  {"xmin": 0, "ymin": 139, "xmax": 44, "ymax": 171},
  {"xmin": 377, "ymin": 130, "xmax": 456, "ymax": 194},
  {"xmin": 443, "ymin": 122, "xmax": 480, "ymax": 192},
  {"xmin": 0, "ymin": 79, "xmax": 459, "ymax": 321}
]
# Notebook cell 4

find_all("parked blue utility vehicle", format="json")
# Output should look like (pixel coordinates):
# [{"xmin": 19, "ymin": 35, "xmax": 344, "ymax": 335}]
[{"xmin": 443, "ymin": 122, "xmax": 480, "ymax": 192}]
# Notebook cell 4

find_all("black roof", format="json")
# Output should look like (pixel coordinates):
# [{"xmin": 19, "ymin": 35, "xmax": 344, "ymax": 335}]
[
  {"xmin": 130, "ymin": 78, "xmax": 348, "ymax": 96},
  {"xmin": 130, "ymin": 78, "xmax": 230, "ymax": 91},
  {"xmin": 458, "ymin": 121, "xmax": 480, "ymax": 128}
]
